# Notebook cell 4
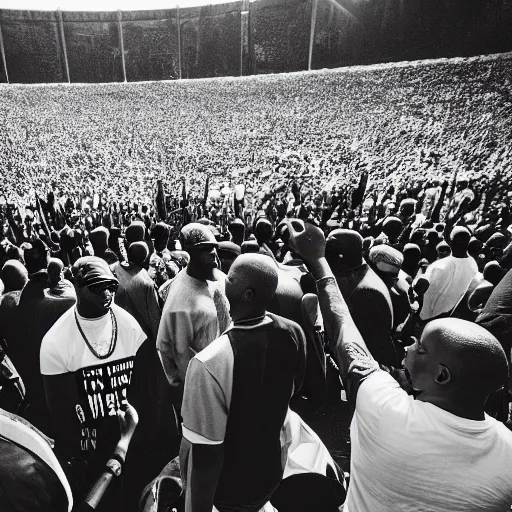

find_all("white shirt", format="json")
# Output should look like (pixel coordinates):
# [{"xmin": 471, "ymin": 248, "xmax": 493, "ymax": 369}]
[
  {"xmin": 41, "ymin": 303, "xmax": 146, "ymax": 375},
  {"xmin": 420, "ymin": 255, "xmax": 478, "ymax": 320},
  {"xmin": 345, "ymin": 371, "xmax": 512, "ymax": 512}
]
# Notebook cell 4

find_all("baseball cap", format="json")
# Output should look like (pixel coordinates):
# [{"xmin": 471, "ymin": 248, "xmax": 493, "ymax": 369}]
[
  {"xmin": 72, "ymin": 256, "xmax": 118, "ymax": 288},
  {"xmin": 180, "ymin": 223, "xmax": 218, "ymax": 251}
]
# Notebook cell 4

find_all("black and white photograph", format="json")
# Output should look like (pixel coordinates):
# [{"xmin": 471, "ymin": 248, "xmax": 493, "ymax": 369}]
[{"xmin": 0, "ymin": 0, "xmax": 511, "ymax": 510}]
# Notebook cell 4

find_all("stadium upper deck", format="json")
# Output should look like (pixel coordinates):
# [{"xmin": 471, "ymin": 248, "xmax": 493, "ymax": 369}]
[{"xmin": 0, "ymin": 0, "xmax": 511, "ymax": 84}]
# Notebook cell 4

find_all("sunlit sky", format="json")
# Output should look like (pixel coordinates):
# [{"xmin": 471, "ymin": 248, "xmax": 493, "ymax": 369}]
[{"xmin": 0, "ymin": 0, "xmax": 241, "ymax": 10}]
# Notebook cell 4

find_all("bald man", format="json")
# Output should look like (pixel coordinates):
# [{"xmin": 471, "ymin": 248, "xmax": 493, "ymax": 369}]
[
  {"xmin": 286, "ymin": 219, "xmax": 512, "ymax": 511},
  {"xmin": 180, "ymin": 254, "xmax": 307, "ymax": 512}
]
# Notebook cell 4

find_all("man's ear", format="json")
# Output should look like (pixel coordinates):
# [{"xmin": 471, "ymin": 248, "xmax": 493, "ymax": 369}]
[
  {"xmin": 434, "ymin": 364, "xmax": 451, "ymax": 385},
  {"xmin": 243, "ymin": 289, "xmax": 254, "ymax": 302}
]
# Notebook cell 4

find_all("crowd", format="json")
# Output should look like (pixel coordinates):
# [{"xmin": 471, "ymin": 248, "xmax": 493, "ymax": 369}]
[
  {"xmin": 1, "ymin": 51, "xmax": 512, "ymax": 511},
  {"xmin": 1, "ymin": 52, "xmax": 511, "ymax": 211}
]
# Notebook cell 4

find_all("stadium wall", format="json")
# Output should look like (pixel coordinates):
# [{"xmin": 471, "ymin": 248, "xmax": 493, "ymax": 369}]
[{"xmin": 0, "ymin": 0, "xmax": 511, "ymax": 84}]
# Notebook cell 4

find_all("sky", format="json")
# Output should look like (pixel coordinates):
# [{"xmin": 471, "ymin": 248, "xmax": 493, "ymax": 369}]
[{"xmin": 0, "ymin": 0, "xmax": 239, "ymax": 9}]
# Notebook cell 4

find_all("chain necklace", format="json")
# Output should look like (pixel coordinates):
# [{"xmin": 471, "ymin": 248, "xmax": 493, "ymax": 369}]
[{"xmin": 74, "ymin": 308, "xmax": 118, "ymax": 360}]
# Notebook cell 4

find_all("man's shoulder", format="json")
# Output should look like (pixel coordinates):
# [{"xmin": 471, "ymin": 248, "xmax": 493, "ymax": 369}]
[
  {"xmin": 40, "ymin": 306, "xmax": 76, "ymax": 359},
  {"xmin": 266, "ymin": 312, "xmax": 303, "ymax": 339},
  {"xmin": 43, "ymin": 306, "xmax": 75, "ymax": 338},
  {"xmin": 195, "ymin": 334, "xmax": 233, "ymax": 369},
  {"xmin": 355, "ymin": 269, "xmax": 393, "ymax": 303},
  {"xmin": 111, "ymin": 303, "xmax": 145, "ymax": 334},
  {"xmin": 359, "ymin": 265, "xmax": 389, "ymax": 291},
  {"xmin": 490, "ymin": 417, "xmax": 512, "ymax": 447},
  {"xmin": 165, "ymin": 271, "xmax": 202, "ymax": 302}
]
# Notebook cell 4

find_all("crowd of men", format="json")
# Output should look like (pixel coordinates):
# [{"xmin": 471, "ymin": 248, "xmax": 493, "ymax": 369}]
[
  {"xmin": 1, "ymin": 50, "xmax": 512, "ymax": 512},
  {"xmin": 1, "ymin": 157, "xmax": 512, "ymax": 511}
]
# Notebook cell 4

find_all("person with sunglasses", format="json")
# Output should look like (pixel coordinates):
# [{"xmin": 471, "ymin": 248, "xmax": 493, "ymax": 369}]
[{"xmin": 40, "ymin": 257, "xmax": 147, "ymax": 511}]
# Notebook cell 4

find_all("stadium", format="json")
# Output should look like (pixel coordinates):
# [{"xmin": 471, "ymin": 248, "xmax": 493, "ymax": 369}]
[{"xmin": 1, "ymin": 1, "xmax": 512, "ymax": 511}]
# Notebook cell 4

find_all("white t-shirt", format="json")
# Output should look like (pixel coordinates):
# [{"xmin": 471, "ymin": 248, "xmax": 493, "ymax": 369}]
[
  {"xmin": 41, "ymin": 303, "xmax": 146, "ymax": 375},
  {"xmin": 40, "ymin": 304, "xmax": 146, "ymax": 452},
  {"xmin": 345, "ymin": 371, "xmax": 512, "ymax": 512},
  {"xmin": 420, "ymin": 255, "xmax": 478, "ymax": 320}
]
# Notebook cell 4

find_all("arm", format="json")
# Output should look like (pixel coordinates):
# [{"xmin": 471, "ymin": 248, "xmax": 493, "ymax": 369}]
[
  {"xmin": 468, "ymin": 282, "xmax": 494, "ymax": 314},
  {"xmin": 180, "ymin": 358, "xmax": 229, "ymax": 512},
  {"xmin": 287, "ymin": 220, "xmax": 379, "ymax": 406},
  {"xmin": 75, "ymin": 403, "xmax": 138, "ymax": 511},
  {"xmin": 429, "ymin": 181, "xmax": 448, "ymax": 223},
  {"xmin": 145, "ymin": 284, "xmax": 162, "ymax": 342},
  {"xmin": 180, "ymin": 439, "xmax": 224, "ymax": 512},
  {"xmin": 156, "ymin": 310, "xmax": 194, "ymax": 387}
]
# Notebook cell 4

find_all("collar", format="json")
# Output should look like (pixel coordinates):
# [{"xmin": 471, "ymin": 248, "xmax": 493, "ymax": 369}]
[{"xmin": 225, "ymin": 315, "xmax": 273, "ymax": 332}]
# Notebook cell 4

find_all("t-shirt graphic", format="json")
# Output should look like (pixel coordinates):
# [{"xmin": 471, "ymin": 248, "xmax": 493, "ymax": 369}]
[
  {"xmin": 41, "ymin": 304, "xmax": 146, "ymax": 456},
  {"xmin": 76, "ymin": 356, "xmax": 134, "ymax": 452}
]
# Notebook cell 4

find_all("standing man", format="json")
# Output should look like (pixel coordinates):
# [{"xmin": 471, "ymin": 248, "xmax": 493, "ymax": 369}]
[
  {"xmin": 114, "ymin": 241, "xmax": 161, "ymax": 343},
  {"xmin": 286, "ymin": 220, "xmax": 512, "ymax": 511},
  {"xmin": 2, "ymin": 240, "xmax": 75, "ymax": 436},
  {"xmin": 157, "ymin": 223, "xmax": 230, "ymax": 399},
  {"xmin": 180, "ymin": 254, "xmax": 307, "ymax": 512},
  {"xmin": 40, "ymin": 257, "xmax": 147, "ymax": 511},
  {"xmin": 325, "ymin": 229, "xmax": 396, "ymax": 366},
  {"xmin": 418, "ymin": 226, "xmax": 478, "ymax": 322}
]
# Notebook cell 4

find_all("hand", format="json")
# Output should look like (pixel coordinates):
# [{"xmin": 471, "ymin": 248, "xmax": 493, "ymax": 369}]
[
  {"xmin": 117, "ymin": 401, "xmax": 138, "ymax": 445},
  {"xmin": 285, "ymin": 219, "xmax": 326, "ymax": 262}
]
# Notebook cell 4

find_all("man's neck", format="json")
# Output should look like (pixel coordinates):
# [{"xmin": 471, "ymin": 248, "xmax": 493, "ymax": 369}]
[
  {"xmin": 76, "ymin": 303, "xmax": 110, "ymax": 320},
  {"xmin": 416, "ymin": 393, "xmax": 485, "ymax": 421},
  {"xmin": 186, "ymin": 262, "xmax": 213, "ymax": 282},
  {"xmin": 233, "ymin": 311, "xmax": 266, "ymax": 325}
]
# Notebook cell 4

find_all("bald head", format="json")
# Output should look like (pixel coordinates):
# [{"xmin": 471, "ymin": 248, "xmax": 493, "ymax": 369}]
[
  {"xmin": 407, "ymin": 318, "xmax": 508, "ymax": 409},
  {"xmin": 382, "ymin": 216, "xmax": 403, "ymax": 241},
  {"xmin": 127, "ymin": 242, "xmax": 149, "ymax": 266},
  {"xmin": 226, "ymin": 254, "xmax": 278, "ymax": 321},
  {"xmin": 47, "ymin": 258, "xmax": 64, "ymax": 288},
  {"xmin": 325, "ymin": 229, "xmax": 363, "ymax": 270},
  {"xmin": 450, "ymin": 227, "xmax": 472, "ymax": 257}
]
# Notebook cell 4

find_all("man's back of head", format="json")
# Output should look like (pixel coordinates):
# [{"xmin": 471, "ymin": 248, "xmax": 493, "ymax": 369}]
[
  {"xmin": 226, "ymin": 254, "xmax": 278, "ymax": 322},
  {"xmin": 325, "ymin": 229, "xmax": 363, "ymax": 271},
  {"xmin": 405, "ymin": 317, "xmax": 508, "ymax": 417}
]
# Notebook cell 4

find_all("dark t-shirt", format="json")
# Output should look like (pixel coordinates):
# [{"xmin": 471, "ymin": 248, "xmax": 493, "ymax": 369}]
[{"xmin": 477, "ymin": 269, "xmax": 512, "ymax": 359}]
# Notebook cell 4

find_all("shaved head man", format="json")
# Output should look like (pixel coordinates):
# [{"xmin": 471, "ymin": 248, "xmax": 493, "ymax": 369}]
[
  {"xmin": 180, "ymin": 253, "xmax": 308, "ymax": 512},
  {"xmin": 404, "ymin": 318, "xmax": 508, "ymax": 420},
  {"xmin": 285, "ymin": 219, "xmax": 512, "ymax": 512},
  {"xmin": 225, "ymin": 254, "xmax": 278, "ymax": 322}
]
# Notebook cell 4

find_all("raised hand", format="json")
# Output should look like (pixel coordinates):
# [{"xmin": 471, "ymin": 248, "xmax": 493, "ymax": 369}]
[{"xmin": 285, "ymin": 219, "xmax": 326, "ymax": 262}]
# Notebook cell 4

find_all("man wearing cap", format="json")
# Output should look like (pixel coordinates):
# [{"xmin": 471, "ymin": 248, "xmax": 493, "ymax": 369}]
[
  {"xmin": 368, "ymin": 244, "xmax": 411, "ymax": 330},
  {"xmin": 156, "ymin": 223, "xmax": 230, "ymax": 402},
  {"xmin": 326, "ymin": 230, "xmax": 397, "ymax": 367},
  {"xmin": 40, "ymin": 256, "xmax": 147, "ymax": 510}
]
